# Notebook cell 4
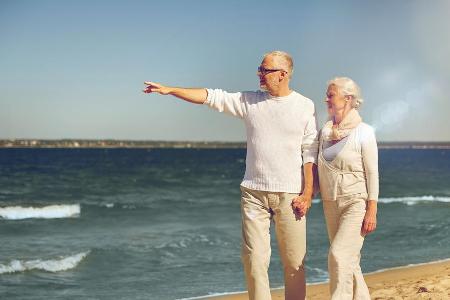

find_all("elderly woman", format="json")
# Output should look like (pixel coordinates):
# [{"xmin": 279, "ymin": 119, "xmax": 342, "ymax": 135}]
[{"xmin": 318, "ymin": 77, "xmax": 379, "ymax": 300}]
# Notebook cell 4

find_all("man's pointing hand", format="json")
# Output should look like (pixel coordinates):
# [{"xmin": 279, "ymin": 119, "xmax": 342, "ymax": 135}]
[{"xmin": 143, "ymin": 82, "xmax": 172, "ymax": 95}]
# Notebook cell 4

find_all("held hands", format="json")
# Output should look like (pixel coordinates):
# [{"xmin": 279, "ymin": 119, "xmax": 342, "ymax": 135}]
[
  {"xmin": 361, "ymin": 200, "xmax": 377, "ymax": 236},
  {"xmin": 291, "ymin": 193, "xmax": 312, "ymax": 218},
  {"xmin": 143, "ymin": 81, "xmax": 172, "ymax": 95}
]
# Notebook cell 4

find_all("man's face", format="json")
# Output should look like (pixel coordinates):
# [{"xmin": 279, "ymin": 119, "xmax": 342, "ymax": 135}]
[{"xmin": 257, "ymin": 56, "xmax": 286, "ymax": 92}]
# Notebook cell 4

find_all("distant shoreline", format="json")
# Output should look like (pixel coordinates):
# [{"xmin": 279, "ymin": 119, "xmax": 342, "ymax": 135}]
[{"xmin": 1, "ymin": 139, "xmax": 449, "ymax": 149}]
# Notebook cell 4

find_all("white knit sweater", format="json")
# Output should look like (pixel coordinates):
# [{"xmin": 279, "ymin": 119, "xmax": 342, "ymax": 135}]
[{"xmin": 205, "ymin": 89, "xmax": 319, "ymax": 193}]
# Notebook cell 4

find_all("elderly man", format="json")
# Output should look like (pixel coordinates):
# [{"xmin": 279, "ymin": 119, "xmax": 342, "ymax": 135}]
[{"xmin": 143, "ymin": 50, "xmax": 318, "ymax": 300}]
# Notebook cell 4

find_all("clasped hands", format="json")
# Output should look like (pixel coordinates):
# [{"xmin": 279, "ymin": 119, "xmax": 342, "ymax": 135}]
[{"xmin": 291, "ymin": 193, "xmax": 312, "ymax": 218}]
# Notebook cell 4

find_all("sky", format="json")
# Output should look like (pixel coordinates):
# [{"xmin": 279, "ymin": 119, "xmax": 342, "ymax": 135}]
[{"xmin": 1, "ymin": 0, "xmax": 449, "ymax": 142}]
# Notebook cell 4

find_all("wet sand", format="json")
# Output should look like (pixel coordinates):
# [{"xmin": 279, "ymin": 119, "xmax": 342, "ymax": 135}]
[{"xmin": 207, "ymin": 259, "xmax": 450, "ymax": 300}]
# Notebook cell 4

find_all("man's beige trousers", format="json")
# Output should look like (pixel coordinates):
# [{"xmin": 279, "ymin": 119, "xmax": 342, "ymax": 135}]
[
  {"xmin": 323, "ymin": 196, "xmax": 371, "ymax": 300},
  {"xmin": 240, "ymin": 186, "xmax": 306, "ymax": 300}
]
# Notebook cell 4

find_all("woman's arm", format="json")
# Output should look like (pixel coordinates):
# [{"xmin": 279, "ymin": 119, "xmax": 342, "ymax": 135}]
[{"xmin": 361, "ymin": 125, "xmax": 379, "ymax": 235}]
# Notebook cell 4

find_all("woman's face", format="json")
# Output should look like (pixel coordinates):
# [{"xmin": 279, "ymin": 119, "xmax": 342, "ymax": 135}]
[{"xmin": 326, "ymin": 84, "xmax": 348, "ymax": 114}]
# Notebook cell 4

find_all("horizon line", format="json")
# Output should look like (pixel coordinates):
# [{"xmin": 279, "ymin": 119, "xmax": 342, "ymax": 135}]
[{"xmin": 1, "ymin": 138, "xmax": 450, "ymax": 144}]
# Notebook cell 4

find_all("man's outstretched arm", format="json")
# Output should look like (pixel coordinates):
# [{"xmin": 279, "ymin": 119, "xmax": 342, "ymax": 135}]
[{"xmin": 143, "ymin": 81, "xmax": 207, "ymax": 104}]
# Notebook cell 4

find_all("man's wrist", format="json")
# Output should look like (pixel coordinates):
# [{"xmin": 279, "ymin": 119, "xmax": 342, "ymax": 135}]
[
  {"xmin": 167, "ymin": 86, "xmax": 175, "ymax": 95},
  {"xmin": 301, "ymin": 187, "xmax": 313, "ymax": 197}
]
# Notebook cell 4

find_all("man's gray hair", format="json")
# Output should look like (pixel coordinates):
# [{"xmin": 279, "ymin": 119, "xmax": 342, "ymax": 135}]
[
  {"xmin": 327, "ymin": 77, "xmax": 364, "ymax": 109},
  {"xmin": 264, "ymin": 50, "xmax": 294, "ymax": 77}
]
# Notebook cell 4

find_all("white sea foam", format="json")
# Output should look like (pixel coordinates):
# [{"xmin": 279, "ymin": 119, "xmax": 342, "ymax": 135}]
[
  {"xmin": 156, "ymin": 234, "xmax": 226, "ymax": 250},
  {"xmin": 0, "ymin": 204, "xmax": 80, "ymax": 220},
  {"xmin": 308, "ymin": 266, "xmax": 329, "ymax": 278},
  {"xmin": 312, "ymin": 196, "xmax": 450, "ymax": 205},
  {"xmin": 177, "ymin": 290, "xmax": 248, "ymax": 300},
  {"xmin": 0, "ymin": 251, "xmax": 90, "ymax": 274},
  {"xmin": 365, "ymin": 258, "xmax": 450, "ymax": 275},
  {"xmin": 177, "ymin": 287, "xmax": 286, "ymax": 300},
  {"xmin": 378, "ymin": 195, "xmax": 450, "ymax": 205}
]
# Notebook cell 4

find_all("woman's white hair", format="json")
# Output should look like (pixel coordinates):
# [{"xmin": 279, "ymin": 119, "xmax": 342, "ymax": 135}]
[{"xmin": 327, "ymin": 77, "xmax": 364, "ymax": 109}]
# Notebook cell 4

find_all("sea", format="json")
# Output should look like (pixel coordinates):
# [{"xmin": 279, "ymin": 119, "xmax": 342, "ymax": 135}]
[{"xmin": 0, "ymin": 148, "xmax": 449, "ymax": 299}]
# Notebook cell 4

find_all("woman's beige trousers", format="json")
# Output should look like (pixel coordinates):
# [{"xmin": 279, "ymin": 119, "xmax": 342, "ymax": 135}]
[{"xmin": 323, "ymin": 196, "xmax": 371, "ymax": 300}]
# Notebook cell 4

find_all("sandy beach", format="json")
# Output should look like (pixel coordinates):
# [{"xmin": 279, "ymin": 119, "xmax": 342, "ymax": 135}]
[{"xmin": 207, "ymin": 259, "xmax": 450, "ymax": 300}]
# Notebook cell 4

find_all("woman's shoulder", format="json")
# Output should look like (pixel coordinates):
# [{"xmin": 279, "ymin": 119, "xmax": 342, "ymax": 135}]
[
  {"xmin": 356, "ymin": 122, "xmax": 377, "ymax": 143},
  {"xmin": 357, "ymin": 122, "xmax": 375, "ymax": 134}
]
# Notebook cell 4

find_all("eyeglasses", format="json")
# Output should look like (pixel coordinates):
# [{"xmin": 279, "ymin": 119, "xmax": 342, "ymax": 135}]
[{"xmin": 257, "ymin": 66, "xmax": 286, "ymax": 75}]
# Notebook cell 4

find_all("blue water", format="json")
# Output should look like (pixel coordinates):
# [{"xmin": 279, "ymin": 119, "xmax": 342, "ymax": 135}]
[{"xmin": 0, "ymin": 148, "xmax": 449, "ymax": 299}]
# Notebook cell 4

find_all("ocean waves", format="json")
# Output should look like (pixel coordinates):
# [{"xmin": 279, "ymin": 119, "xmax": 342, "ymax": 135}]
[
  {"xmin": 0, "ymin": 251, "xmax": 89, "ymax": 274},
  {"xmin": 312, "ymin": 195, "xmax": 450, "ymax": 205},
  {"xmin": 0, "ymin": 204, "xmax": 80, "ymax": 220},
  {"xmin": 155, "ymin": 233, "xmax": 230, "ymax": 250},
  {"xmin": 377, "ymin": 195, "xmax": 450, "ymax": 205},
  {"xmin": 1, "ymin": 195, "xmax": 448, "ymax": 222}
]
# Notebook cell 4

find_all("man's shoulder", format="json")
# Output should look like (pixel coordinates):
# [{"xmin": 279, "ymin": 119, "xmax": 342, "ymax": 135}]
[
  {"xmin": 291, "ymin": 91, "xmax": 316, "ymax": 111},
  {"xmin": 293, "ymin": 91, "xmax": 314, "ymax": 102},
  {"xmin": 292, "ymin": 91, "xmax": 314, "ymax": 104}
]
